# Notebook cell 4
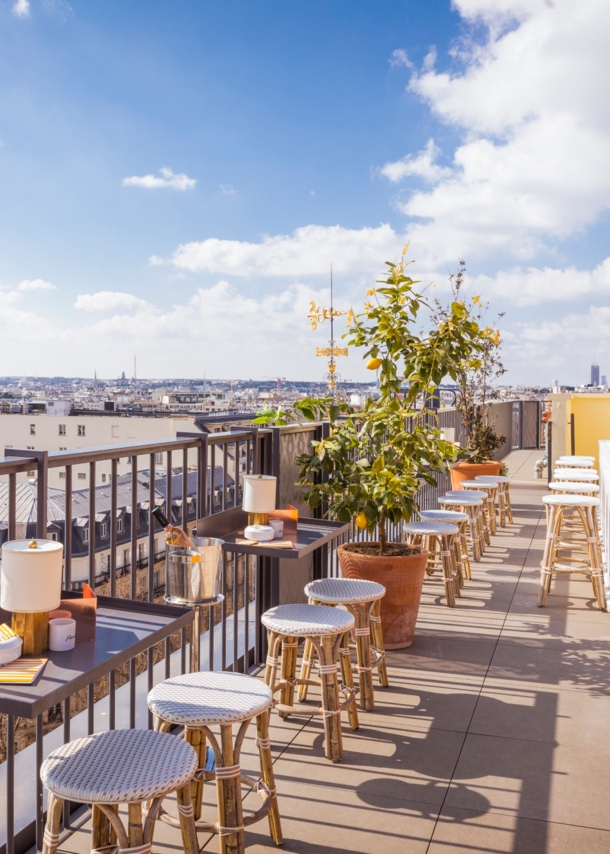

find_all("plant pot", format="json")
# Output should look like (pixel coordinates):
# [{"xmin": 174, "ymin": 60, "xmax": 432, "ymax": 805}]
[
  {"xmin": 450, "ymin": 460, "xmax": 502, "ymax": 490},
  {"xmin": 337, "ymin": 543, "xmax": 428, "ymax": 649}
]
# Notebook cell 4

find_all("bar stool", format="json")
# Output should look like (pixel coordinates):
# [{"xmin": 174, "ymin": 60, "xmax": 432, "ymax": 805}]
[
  {"xmin": 419, "ymin": 509, "xmax": 471, "ymax": 581},
  {"xmin": 549, "ymin": 481, "xmax": 599, "ymax": 496},
  {"xmin": 539, "ymin": 494, "xmax": 606, "ymax": 610},
  {"xmin": 403, "ymin": 520, "xmax": 460, "ymax": 607},
  {"xmin": 298, "ymin": 578, "xmax": 388, "ymax": 711},
  {"xmin": 553, "ymin": 468, "xmax": 599, "ymax": 482},
  {"xmin": 438, "ymin": 495, "xmax": 485, "ymax": 561},
  {"xmin": 557, "ymin": 456, "xmax": 595, "ymax": 468},
  {"xmin": 41, "ymin": 729, "xmax": 199, "ymax": 854},
  {"xmin": 475, "ymin": 475, "xmax": 513, "ymax": 525},
  {"xmin": 262, "ymin": 603, "xmax": 358, "ymax": 763},
  {"xmin": 447, "ymin": 490, "xmax": 491, "ymax": 547},
  {"xmin": 147, "ymin": 671, "xmax": 282, "ymax": 852},
  {"xmin": 459, "ymin": 480, "xmax": 499, "ymax": 534}
]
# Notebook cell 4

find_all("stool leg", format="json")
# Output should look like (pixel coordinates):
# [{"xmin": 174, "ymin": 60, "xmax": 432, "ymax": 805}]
[
  {"xmin": 298, "ymin": 597, "xmax": 318, "ymax": 702},
  {"xmin": 354, "ymin": 603, "xmax": 374, "ymax": 712},
  {"xmin": 319, "ymin": 634, "xmax": 343, "ymax": 762},
  {"xmin": 585, "ymin": 506, "xmax": 607, "ymax": 611},
  {"xmin": 460, "ymin": 522, "xmax": 472, "ymax": 580},
  {"xmin": 184, "ymin": 725, "xmax": 206, "ymax": 821},
  {"xmin": 468, "ymin": 508, "xmax": 481, "ymax": 562},
  {"xmin": 127, "ymin": 802, "xmax": 143, "ymax": 851},
  {"xmin": 440, "ymin": 534, "xmax": 456, "ymax": 607},
  {"xmin": 175, "ymin": 784, "xmax": 200, "ymax": 854},
  {"xmin": 370, "ymin": 600, "xmax": 389, "ymax": 687},
  {"xmin": 487, "ymin": 493, "xmax": 497, "ymax": 535},
  {"xmin": 279, "ymin": 636, "xmax": 298, "ymax": 716},
  {"xmin": 506, "ymin": 485, "xmax": 514, "ymax": 524},
  {"xmin": 498, "ymin": 488, "xmax": 507, "ymax": 527},
  {"xmin": 217, "ymin": 723, "xmax": 245, "ymax": 854},
  {"xmin": 256, "ymin": 710, "xmax": 283, "ymax": 845},
  {"xmin": 264, "ymin": 631, "xmax": 279, "ymax": 688},
  {"xmin": 42, "ymin": 793, "xmax": 63, "ymax": 854},
  {"xmin": 92, "ymin": 803, "xmax": 116, "ymax": 853},
  {"xmin": 538, "ymin": 505, "xmax": 559, "ymax": 607},
  {"xmin": 338, "ymin": 629, "xmax": 360, "ymax": 728}
]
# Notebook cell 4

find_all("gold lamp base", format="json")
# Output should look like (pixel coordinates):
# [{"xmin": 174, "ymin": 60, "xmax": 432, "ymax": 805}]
[
  {"xmin": 12, "ymin": 612, "xmax": 49, "ymax": 655},
  {"xmin": 248, "ymin": 512, "xmax": 269, "ymax": 527}
]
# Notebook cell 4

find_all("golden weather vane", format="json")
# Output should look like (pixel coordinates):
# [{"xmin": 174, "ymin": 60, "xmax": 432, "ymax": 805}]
[{"xmin": 308, "ymin": 266, "xmax": 355, "ymax": 395}]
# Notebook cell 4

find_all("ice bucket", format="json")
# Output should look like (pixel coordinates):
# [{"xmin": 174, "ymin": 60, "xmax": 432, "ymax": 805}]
[{"xmin": 165, "ymin": 538, "xmax": 224, "ymax": 605}]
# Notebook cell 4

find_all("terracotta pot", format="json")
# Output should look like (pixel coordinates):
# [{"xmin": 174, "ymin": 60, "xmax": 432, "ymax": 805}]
[
  {"xmin": 337, "ymin": 543, "xmax": 428, "ymax": 649},
  {"xmin": 450, "ymin": 460, "xmax": 502, "ymax": 490}
]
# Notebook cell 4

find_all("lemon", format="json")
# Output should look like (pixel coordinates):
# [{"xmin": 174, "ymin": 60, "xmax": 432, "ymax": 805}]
[
  {"xmin": 366, "ymin": 357, "xmax": 382, "ymax": 370},
  {"xmin": 355, "ymin": 512, "xmax": 368, "ymax": 530}
]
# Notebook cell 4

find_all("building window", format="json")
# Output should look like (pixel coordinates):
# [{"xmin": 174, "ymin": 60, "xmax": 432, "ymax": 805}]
[
  {"xmin": 111, "ymin": 426, "xmax": 119, "ymax": 438},
  {"xmin": 27, "ymin": 470, "xmax": 35, "ymax": 476},
  {"xmin": 48, "ymin": 532, "xmax": 58, "ymax": 541},
  {"xmin": 27, "ymin": 446, "xmax": 34, "ymax": 450},
  {"xmin": 100, "ymin": 523, "xmax": 108, "ymax": 538},
  {"xmin": 78, "ymin": 425, "xmax": 85, "ymax": 436},
  {"xmin": 127, "ymin": 456, "xmax": 133, "ymax": 464},
  {"xmin": 59, "ymin": 447, "xmax": 67, "ymax": 451},
  {"xmin": 101, "ymin": 473, "xmax": 107, "ymax": 483},
  {"xmin": 59, "ymin": 472, "xmax": 66, "ymax": 479},
  {"xmin": 117, "ymin": 518, "xmax": 123, "ymax": 533},
  {"xmin": 123, "ymin": 548, "xmax": 129, "ymax": 567},
  {"xmin": 82, "ymin": 528, "xmax": 89, "ymax": 543},
  {"xmin": 59, "ymin": 424, "xmax": 66, "ymax": 435},
  {"xmin": 78, "ymin": 472, "xmax": 86, "ymax": 480},
  {"xmin": 155, "ymin": 452, "xmax": 163, "ymax": 465},
  {"xmin": 30, "ymin": 424, "xmax": 35, "ymax": 435}
]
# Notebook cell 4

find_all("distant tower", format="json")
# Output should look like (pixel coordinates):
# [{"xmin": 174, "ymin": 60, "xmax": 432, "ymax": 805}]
[
  {"xmin": 94, "ymin": 369, "xmax": 98, "ymax": 388},
  {"xmin": 591, "ymin": 363, "xmax": 600, "ymax": 386},
  {"xmin": 602, "ymin": 375, "xmax": 608, "ymax": 387},
  {"xmin": 121, "ymin": 371, "xmax": 125, "ymax": 382}
]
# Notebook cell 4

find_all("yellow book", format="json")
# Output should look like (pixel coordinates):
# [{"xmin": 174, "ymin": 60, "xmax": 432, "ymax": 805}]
[
  {"xmin": 0, "ymin": 623, "xmax": 17, "ymax": 641},
  {"xmin": 0, "ymin": 658, "xmax": 48, "ymax": 684}
]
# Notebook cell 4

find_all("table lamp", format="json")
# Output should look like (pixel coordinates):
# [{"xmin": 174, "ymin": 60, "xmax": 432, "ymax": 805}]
[
  {"xmin": 1, "ymin": 539, "xmax": 63, "ymax": 655},
  {"xmin": 242, "ymin": 474, "xmax": 277, "ymax": 526}
]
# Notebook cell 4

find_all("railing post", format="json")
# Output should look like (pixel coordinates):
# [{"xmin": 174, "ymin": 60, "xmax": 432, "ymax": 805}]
[
  {"xmin": 5, "ymin": 449, "xmax": 48, "ymax": 537},
  {"xmin": 176, "ymin": 432, "xmax": 208, "ymax": 519}
]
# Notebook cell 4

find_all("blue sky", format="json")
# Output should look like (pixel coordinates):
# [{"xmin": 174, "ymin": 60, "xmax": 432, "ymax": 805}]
[{"xmin": 1, "ymin": 0, "xmax": 609, "ymax": 383}]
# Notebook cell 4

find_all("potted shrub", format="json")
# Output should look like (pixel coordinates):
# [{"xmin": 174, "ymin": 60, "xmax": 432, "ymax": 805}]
[
  {"xmin": 433, "ymin": 262, "xmax": 506, "ymax": 488},
  {"xmin": 257, "ymin": 247, "xmax": 485, "ymax": 648}
]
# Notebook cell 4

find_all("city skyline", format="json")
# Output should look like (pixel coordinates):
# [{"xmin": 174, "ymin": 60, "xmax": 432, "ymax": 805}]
[{"xmin": 1, "ymin": 1, "xmax": 609, "ymax": 383}]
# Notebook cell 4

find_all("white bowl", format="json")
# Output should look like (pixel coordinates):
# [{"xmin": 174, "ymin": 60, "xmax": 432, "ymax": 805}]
[{"xmin": 0, "ymin": 634, "xmax": 23, "ymax": 665}]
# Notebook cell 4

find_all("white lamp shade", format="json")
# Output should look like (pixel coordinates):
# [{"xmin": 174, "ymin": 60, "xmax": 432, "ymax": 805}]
[
  {"xmin": 1, "ymin": 539, "xmax": 63, "ymax": 613},
  {"xmin": 242, "ymin": 475, "xmax": 277, "ymax": 514}
]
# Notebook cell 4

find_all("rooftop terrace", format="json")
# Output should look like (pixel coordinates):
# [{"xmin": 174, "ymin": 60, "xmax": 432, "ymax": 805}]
[{"xmin": 55, "ymin": 450, "xmax": 610, "ymax": 854}]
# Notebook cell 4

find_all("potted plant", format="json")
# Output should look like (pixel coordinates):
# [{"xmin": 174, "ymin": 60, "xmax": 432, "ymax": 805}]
[
  {"xmin": 433, "ymin": 262, "xmax": 506, "ymax": 488},
  {"xmin": 257, "ymin": 247, "xmax": 486, "ymax": 647}
]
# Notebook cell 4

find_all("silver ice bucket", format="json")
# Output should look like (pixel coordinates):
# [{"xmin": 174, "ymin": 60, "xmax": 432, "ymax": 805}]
[{"xmin": 165, "ymin": 538, "xmax": 224, "ymax": 605}]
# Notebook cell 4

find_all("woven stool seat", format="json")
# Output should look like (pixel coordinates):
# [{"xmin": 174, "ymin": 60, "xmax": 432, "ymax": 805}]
[
  {"xmin": 558, "ymin": 456, "xmax": 595, "ymax": 465},
  {"xmin": 440, "ymin": 495, "xmax": 483, "ymax": 506},
  {"xmin": 475, "ymin": 475, "xmax": 510, "ymax": 484},
  {"xmin": 304, "ymin": 577, "xmax": 385, "ymax": 604},
  {"xmin": 553, "ymin": 469, "xmax": 599, "ymax": 481},
  {"xmin": 542, "ymin": 494, "xmax": 599, "ymax": 507},
  {"xmin": 549, "ymin": 482, "xmax": 599, "ymax": 494},
  {"xmin": 41, "ymin": 729, "xmax": 197, "ymax": 804},
  {"xmin": 419, "ymin": 509, "xmax": 468, "ymax": 522},
  {"xmin": 262, "ymin": 603, "xmax": 355, "ymax": 636},
  {"xmin": 403, "ymin": 520, "xmax": 458, "ymax": 535},
  {"xmin": 447, "ymin": 489, "xmax": 486, "ymax": 498},
  {"xmin": 148, "ymin": 671, "xmax": 272, "ymax": 727}
]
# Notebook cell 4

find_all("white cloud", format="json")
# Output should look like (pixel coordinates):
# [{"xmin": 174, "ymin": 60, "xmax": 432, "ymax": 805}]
[
  {"xmin": 156, "ymin": 223, "xmax": 402, "ymax": 276},
  {"xmin": 379, "ymin": 0, "xmax": 610, "ymax": 266},
  {"xmin": 219, "ymin": 183, "xmax": 236, "ymax": 195},
  {"xmin": 74, "ymin": 292, "xmax": 154, "ymax": 312},
  {"xmin": 471, "ymin": 258, "xmax": 610, "ymax": 307},
  {"xmin": 17, "ymin": 279, "xmax": 57, "ymax": 291},
  {"xmin": 380, "ymin": 139, "xmax": 451, "ymax": 184},
  {"xmin": 12, "ymin": 0, "xmax": 30, "ymax": 17},
  {"xmin": 389, "ymin": 49, "xmax": 413, "ymax": 70},
  {"xmin": 122, "ymin": 167, "xmax": 196, "ymax": 190}
]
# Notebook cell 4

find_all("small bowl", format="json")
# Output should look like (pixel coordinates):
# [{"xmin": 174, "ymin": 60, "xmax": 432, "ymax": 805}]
[
  {"xmin": 244, "ymin": 524, "xmax": 275, "ymax": 543},
  {"xmin": 0, "ymin": 634, "xmax": 23, "ymax": 666}
]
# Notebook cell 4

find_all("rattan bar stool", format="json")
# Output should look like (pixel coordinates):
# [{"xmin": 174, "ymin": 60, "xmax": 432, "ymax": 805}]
[
  {"xmin": 419, "ymin": 509, "xmax": 471, "ymax": 581},
  {"xmin": 539, "ymin": 494, "xmax": 606, "ymax": 610},
  {"xmin": 558, "ymin": 456, "xmax": 595, "ymax": 467},
  {"xmin": 475, "ymin": 475, "xmax": 513, "ymax": 525},
  {"xmin": 262, "ymin": 603, "xmax": 357, "ymax": 763},
  {"xmin": 460, "ymin": 480, "xmax": 499, "ymax": 534},
  {"xmin": 553, "ymin": 468, "xmax": 599, "ymax": 482},
  {"xmin": 438, "ymin": 495, "xmax": 485, "ymax": 562},
  {"xmin": 447, "ymin": 490, "xmax": 491, "ymax": 547},
  {"xmin": 298, "ymin": 578, "xmax": 388, "ymax": 712},
  {"xmin": 549, "ymin": 481, "xmax": 599, "ymax": 495},
  {"xmin": 41, "ymin": 729, "xmax": 199, "ymax": 854},
  {"xmin": 147, "ymin": 671, "xmax": 282, "ymax": 853},
  {"xmin": 403, "ymin": 520, "xmax": 460, "ymax": 607}
]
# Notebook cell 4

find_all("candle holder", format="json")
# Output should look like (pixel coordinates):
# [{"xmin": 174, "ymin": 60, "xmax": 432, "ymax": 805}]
[
  {"xmin": 242, "ymin": 474, "xmax": 277, "ymax": 527},
  {"xmin": 1, "ymin": 539, "xmax": 63, "ymax": 655}
]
